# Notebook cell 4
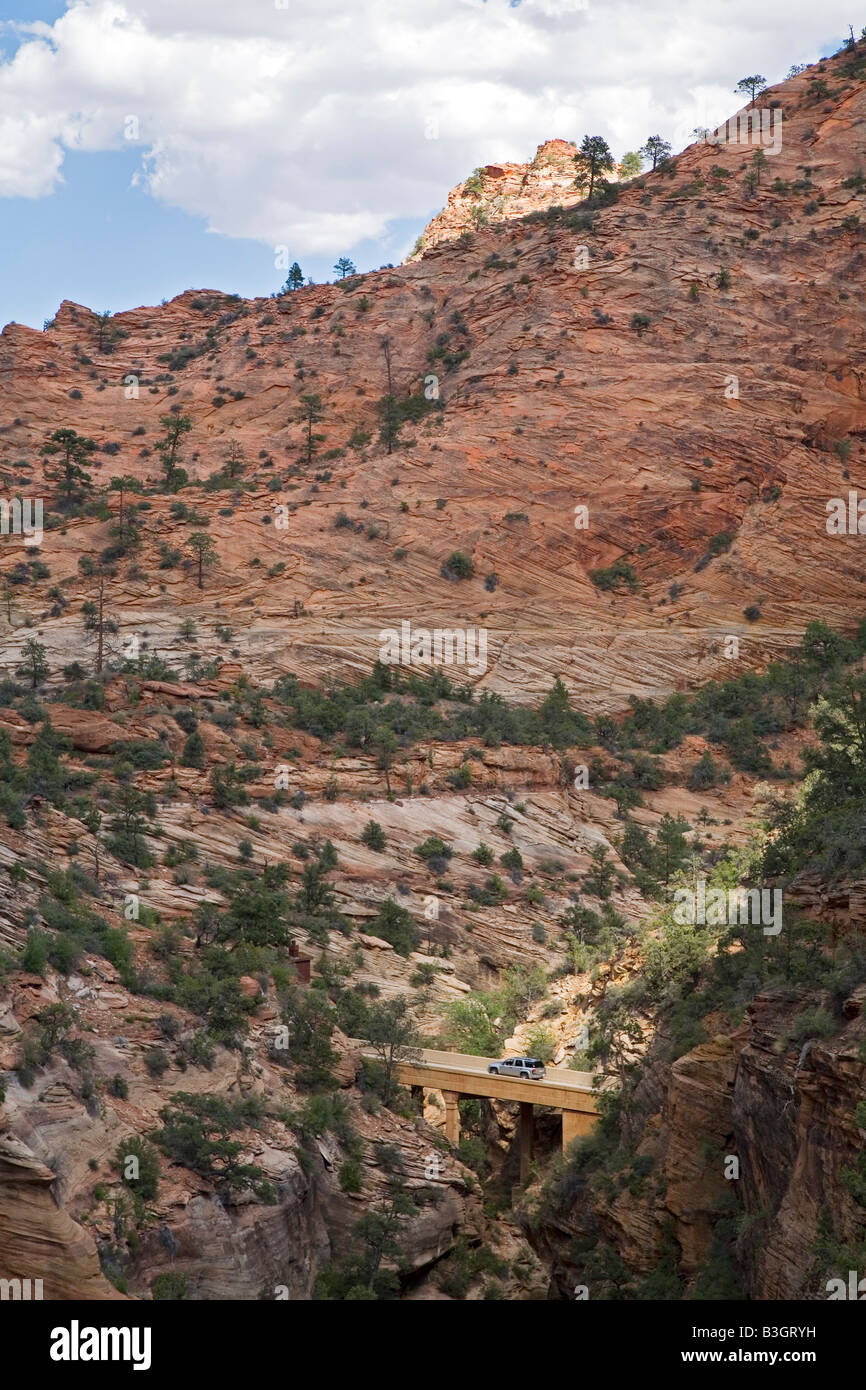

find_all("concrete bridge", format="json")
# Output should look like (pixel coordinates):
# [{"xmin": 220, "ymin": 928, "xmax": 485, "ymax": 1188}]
[{"xmin": 370, "ymin": 1047, "xmax": 600, "ymax": 1182}]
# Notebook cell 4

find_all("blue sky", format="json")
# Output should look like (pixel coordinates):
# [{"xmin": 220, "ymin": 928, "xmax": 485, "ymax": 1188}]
[
  {"xmin": 0, "ymin": 0, "xmax": 852, "ymax": 331},
  {"xmin": 0, "ymin": 145, "xmax": 426, "ymax": 329}
]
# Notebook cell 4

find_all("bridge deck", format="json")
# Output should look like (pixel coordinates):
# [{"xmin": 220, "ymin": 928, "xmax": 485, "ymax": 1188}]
[{"xmin": 365, "ymin": 1047, "xmax": 600, "ymax": 1113}]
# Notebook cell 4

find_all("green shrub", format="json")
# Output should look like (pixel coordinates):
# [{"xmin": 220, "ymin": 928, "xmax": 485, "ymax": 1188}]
[
  {"xmin": 115, "ymin": 1135, "xmax": 161, "ymax": 1200},
  {"xmin": 339, "ymin": 1158, "xmax": 363, "ymax": 1193},
  {"xmin": 368, "ymin": 898, "xmax": 420, "ymax": 956},
  {"xmin": 589, "ymin": 557, "xmax": 639, "ymax": 592},
  {"xmin": 790, "ymin": 1007, "xmax": 837, "ymax": 1045},
  {"xmin": 415, "ymin": 836, "xmax": 452, "ymax": 862},
  {"xmin": 361, "ymin": 820, "xmax": 387, "ymax": 851},
  {"xmin": 440, "ymin": 551, "xmax": 475, "ymax": 581},
  {"xmin": 151, "ymin": 1272, "xmax": 190, "ymax": 1300},
  {"xmin": 707, "ymin": 530, "xmax": 735, "ymax": 556},
  {"xmin": 145, "ymin": 1047, "xmax": 171, "ymax": 1078},
  {"xmin": 687, "ymin": 751, "xmax": 727, "ymax": 791},
  {"xmin": 524, "ymin": 1024, "xmax": 556, "ymax": 1064},
  {"xmin": 447, "ymin": 762, "xmax": 472, "ymax": 789},
  {"xmin": 152, "ymin": 1091, "xmax": 273, "ymax": 1199},
  {"xmin": 20, "ymin": 930, "xmax": 50, "ymax": 975},
  {"xmin": 180, "ymin": 730, "xmax": 206, "ymax": 768}
]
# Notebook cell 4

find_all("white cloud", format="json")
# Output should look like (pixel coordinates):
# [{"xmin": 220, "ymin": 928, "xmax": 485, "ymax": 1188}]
[
  {"xmin": 0, "ymin": 111, "xmax": 65, "ymax": 196},
  {"xmin": 0, "ymin": 0, "xmax": 853, "ymax": 256}
]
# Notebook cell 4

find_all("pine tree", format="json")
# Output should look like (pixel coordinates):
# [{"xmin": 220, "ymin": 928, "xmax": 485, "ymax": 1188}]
[
  {"xmin": 638, "ymin": 135, "xmax": 672, "ymax": 170},
  {"xmin": 93, "ymin": 309, "xmax": 121, "ymax": 352},
  {"xmin": 108, "ymin": 475, "xmax": 142, "ymax": 547},
  {"xmin": 181, "ymin": 730, "xmax": 206, "ymax": 768},
  {"xmin": 296, "ymin": 394, "xmax": 325, "ymax": 465},
  {"xmin": 108, "ymin": 785, "xmax": 156, "ymax": 867},
  {"xmin": 655, "ymin": 812, "xmax": 690, "ymax": 883},
  {"xmin": 224, "ymin": 440, "xmax": 245, "ymax": 478},
  {"xmin": 81, "ymin": 567, "xmax": 118, "ymax": 674},
  {"xmin": 575, "ymin": 135, "xmax": 616, "ymax": 198},
  {"xmin": 82, "ymin": 802, "xmax": 103, "ymax": 881},
  {"xmin": 282, "ymin": 262, "xmax": 305, "ymax": 292},
  {"xmin": 368, "ymin": 898, "xmax": 419, "ymax": 957},
  {"xmin": 41, "ymin": 428, "xmax": 97, "ymax": 505},
  {"xmin": 364, "ymin": 997, "xmax": 420, "ymax": 1103},
  {"xmin": 538, "ymin": 677, "xmax": 592, "ymax": 748},
  {"xmin": 539, "ymin": 677, "xmax": 571, "ymax": 745},
  {"xmin": 185, "ymin": 531, "xmax": 217, "ymax": 589},
  {"xmin": 17, "ymin": 637, "xmax": 49, "ymax": 688},
  {"xmin": 583, "ymin": 843, "xmax": 615, "ymax": 900},
  {"xmin": 374, "ymin": 728, "xmax": 397, "ymax": 793},
  {"xmin": 361, "ymin": 819, "xmax": 387, "ymax": 851},
  {"xmin": 734, "ymin": 75, "xmax": 767, "ymax": 105},
  {"xmin": 376, "ymin": 394, "xmax": 402, "ymax": 453},
  {"xmin": 298, "ymin": 859, "xmax": 334, "ymax": 914},
  {"xmin": 154, "ymin": 414, "xmax": 192, "ymax": 490},
  {"xmin": 750, "ymin": 148, "xmax": 768, "ymax": 185},
  {"xmin": 26, "ymin": 718, "xmax": 67, "ymax": 802}
]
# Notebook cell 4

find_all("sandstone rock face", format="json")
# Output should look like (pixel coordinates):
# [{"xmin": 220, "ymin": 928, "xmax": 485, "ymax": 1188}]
[
  {"xmin": 735, "ymin": 992, "xmax": 866, "ymax": 1299},
  {"xmin": 0, "ymin": 982, "xmax": 491, "ymax": 1300},
  {"xmin": 652, "ymin": 1034, "xmax": 740, "ymax": 1274},
  {"xmin": 1, "ymin": 57, "xmax": 864, "ymax": 713},
  {"xmin": 408, "ymin": 140, "xmax": 584, "ymax": 257},
  {"xmin": 0, "ymin": 1133, "xmax": 125, "ymax": 1300},
  {"xmin": 534, "ymin": 985, "xmax": 866, "ymax": 1300}
]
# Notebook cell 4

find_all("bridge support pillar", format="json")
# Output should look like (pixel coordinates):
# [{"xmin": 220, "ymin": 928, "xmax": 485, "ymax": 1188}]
[
  {"xmin": 519, "ymin": 1102, "xmax": 534, "ymax": 1183},
  {"xmin": 562, "ymin": 1108, "xmax": 595, "ymax": 1154},
  {"xmin": 442, "ymin": 1090, "xmax": 461, "ymax": 1145}
]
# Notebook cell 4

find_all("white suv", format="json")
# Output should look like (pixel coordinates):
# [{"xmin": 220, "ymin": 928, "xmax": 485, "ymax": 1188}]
[{"xmin": 488, "ymin": 1057, "xmax": 546, "ymax": 1079}]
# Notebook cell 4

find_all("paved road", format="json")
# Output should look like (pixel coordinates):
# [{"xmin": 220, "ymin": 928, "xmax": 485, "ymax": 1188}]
[{"xmin": 361, "ymin": 1044, "xmax": 596, "ymax": 1095}]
